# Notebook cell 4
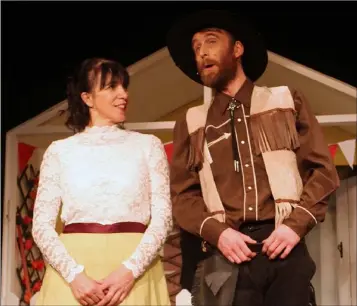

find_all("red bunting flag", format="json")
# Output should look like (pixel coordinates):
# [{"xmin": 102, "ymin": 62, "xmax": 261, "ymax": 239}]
[
  {"xmin": 328, "ymin": 144, "xmax": 338, "ymax": 159},
  {"xmin": 164, "ymin": 142, "xmax": 173, "ymax": 164},
  {"xmin": 18, "ymin": 143, "xmax": 37, "ymax": 174}
]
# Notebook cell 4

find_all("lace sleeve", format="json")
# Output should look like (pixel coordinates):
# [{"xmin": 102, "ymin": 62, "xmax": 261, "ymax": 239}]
[
  {"xmin": 32, "ymin": 142, "xmax": 84, "ymax": 283},
  {"xmin": 122, "ymin": 136, "xmax": 173, "ymax": 278}
]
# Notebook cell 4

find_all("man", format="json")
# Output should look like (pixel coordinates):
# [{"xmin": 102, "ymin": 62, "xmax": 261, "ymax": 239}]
[{"xmin": 167, "ymin": 9, "xmax": 339, "ymax": 306}]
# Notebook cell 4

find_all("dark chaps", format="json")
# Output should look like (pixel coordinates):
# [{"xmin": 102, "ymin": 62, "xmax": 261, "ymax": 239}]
[{"xmin": 181, "ymin": 221, "xmax": 317, "ymax": 306}]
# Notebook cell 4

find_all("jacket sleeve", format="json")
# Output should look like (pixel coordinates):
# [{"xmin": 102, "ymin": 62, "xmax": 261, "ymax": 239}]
[
  {"xmin": 170, "ymin": 118, "xmax": 229, "ymax": 246},
  {"xmin": 282, "ymin": 89, "xmax": 340, "ymax": 237}
]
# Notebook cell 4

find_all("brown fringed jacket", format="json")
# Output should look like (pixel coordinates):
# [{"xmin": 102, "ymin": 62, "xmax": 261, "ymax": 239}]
[{"xmin": 170, "ymin": 79, "xmax": 340, "ymax": 247}]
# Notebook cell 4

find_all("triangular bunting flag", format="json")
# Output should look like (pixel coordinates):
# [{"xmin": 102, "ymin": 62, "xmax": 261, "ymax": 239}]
[
  {"xmin": 328, "ymin": 144, "xmax": 338, "ymax": 160},
  {"xmin": 18, "ymin": 142, "xmax": 37, "ymax": 174},
  {"xmin": 164, "ymin": 142, "xmax": 173, "ymax": 164},
  {"xmin": 338, "ymin": 139, "xmax": 356, "ymax": 169}
]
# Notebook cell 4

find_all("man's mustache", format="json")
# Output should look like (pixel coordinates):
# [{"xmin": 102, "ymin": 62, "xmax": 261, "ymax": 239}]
[{"xmin": 198, "ymin": 59, "xmax": 219, "ymax": 72}]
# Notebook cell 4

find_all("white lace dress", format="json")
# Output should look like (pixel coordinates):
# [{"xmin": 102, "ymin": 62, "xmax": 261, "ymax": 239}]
[{"xmin": 32, "ymin": 125, "xmax": 173, "ymax": 285}]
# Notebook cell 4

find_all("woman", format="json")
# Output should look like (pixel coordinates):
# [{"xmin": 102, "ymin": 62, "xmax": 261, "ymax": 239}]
[{"xmin": 32, "ymin": 58, "xmax": 172, "ymax": 306}]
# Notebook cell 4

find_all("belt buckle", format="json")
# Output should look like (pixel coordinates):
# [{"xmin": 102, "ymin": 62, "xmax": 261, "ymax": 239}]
[{"xmin": 248, "ymin": 242, "xmax": 264, "ymax": 254}]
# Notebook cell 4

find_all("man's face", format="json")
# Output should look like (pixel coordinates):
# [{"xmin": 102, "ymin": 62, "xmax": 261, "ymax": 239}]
[{"xmin": 192, "ymin": 28, "xmax": 240, "ymax": 89}]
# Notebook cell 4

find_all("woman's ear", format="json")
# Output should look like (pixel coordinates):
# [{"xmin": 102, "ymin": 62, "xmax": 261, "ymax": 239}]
[
  {"xmin": 81, "ymin": 92, "xmax": 93, "ymax": 108},
  {"xmin": 234, "ymin": 41, "xmax": 244, "ymax": 59}
]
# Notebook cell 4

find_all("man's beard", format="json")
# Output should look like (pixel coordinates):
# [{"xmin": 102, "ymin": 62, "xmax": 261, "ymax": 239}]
[{"xmin": 199, "ymin": 57, "xmax": 237, "ymax": 91}]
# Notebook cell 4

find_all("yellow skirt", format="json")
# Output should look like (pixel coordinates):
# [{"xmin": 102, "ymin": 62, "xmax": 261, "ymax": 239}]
[{"xmin": 36, "ymin": 233, "xmax": 171, "ymax": 305}]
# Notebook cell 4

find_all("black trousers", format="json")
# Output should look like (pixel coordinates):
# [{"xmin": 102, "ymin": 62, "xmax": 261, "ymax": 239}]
[
  {"xmin": 233, "ymin": 221, "xmax": 316, "ymax": 306},
  {"xmin": 181, "ymin": 221, "xmax": 317, "ymax": 306}
]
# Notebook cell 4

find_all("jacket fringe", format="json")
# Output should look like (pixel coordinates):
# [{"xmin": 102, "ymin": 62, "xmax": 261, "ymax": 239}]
[
  {"xmin": 250, "ymin": 108, "xmax": 300, "ymax": 155},
  {"xmin": 187, "ymin": 127, "xmax": 205, "ymax": 172}
]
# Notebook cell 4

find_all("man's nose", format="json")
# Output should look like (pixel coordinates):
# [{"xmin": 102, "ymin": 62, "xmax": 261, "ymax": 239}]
[{"xmin": 199, "ymin": 46, "xmax": 208, "ymax": 58}]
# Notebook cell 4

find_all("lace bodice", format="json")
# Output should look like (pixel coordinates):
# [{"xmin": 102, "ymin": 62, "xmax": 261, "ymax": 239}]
[{"xmin": 32, "ymin": 125, "xmax": 172, "ymax": 283}]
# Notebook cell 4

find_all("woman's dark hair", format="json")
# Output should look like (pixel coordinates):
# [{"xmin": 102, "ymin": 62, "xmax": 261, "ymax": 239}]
[{"xmin": 64, "ymin": 58, "xmax": 130, "ymax": 133}]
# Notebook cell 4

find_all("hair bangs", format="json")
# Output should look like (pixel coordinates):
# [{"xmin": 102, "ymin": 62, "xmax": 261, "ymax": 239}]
[{"xmin": 93, "ymin": 61, "xmax": 130, "ymax": 91}]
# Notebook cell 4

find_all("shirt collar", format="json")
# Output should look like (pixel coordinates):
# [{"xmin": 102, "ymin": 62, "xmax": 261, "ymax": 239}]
[{"xmin": 212, "ymin": 79, "xmax": 254, "ymax": 114}]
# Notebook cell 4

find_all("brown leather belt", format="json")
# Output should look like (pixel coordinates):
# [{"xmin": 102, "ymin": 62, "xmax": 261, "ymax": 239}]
[{"xmin": 62, "ymin": 222, "xmax": 147, "ymax": 234}]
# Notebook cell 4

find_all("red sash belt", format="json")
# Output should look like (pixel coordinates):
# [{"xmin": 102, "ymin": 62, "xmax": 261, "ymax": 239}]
[{"xmin": 62, "ymin": 222, "xmax": 147, "ymax": 234}]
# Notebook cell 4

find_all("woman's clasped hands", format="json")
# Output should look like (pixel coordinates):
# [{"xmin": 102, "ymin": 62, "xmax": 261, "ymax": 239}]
[{"xmin": 69, "ymin": 265, "xmax": 135, "ymax": 306}]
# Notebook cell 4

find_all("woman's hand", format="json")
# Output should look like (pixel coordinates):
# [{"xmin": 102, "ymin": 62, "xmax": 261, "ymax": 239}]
[
  {"xmin": 69, "ymin": 272, "xmax": 105, "ymax": 305},
  {"xmin": 97, "ymin": 265, "xmax": 135, "ymax": 306}
]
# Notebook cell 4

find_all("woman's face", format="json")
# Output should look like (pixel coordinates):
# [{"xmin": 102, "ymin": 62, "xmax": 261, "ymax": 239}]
[{"xmin": 82, "ymin": 78, "xmax": 129, "ymax": 126}]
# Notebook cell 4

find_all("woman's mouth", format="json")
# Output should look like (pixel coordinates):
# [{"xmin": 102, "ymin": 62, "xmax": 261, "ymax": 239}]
[{"xmin": 113, "ymin": 104, "xmax": 126, "ymax": 110}]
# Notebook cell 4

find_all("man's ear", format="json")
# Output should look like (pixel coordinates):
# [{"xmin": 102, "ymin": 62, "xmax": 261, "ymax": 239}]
[
  {"xmin": 234, "ymin": 41, "xmax": 244, "ymax": 59},
  {"xmin": 81, "ymin": 92, "xmax": 93, "ymax": 108}
]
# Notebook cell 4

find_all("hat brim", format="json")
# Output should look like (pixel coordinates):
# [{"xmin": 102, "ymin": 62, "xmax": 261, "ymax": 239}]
[{"xmin": 167, "ymin": 10, "xmax": 268, "ymax": 84}]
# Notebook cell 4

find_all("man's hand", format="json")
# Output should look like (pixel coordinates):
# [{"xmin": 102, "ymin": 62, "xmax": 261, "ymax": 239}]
[
  {"xmin": 96, "ymin": 265, "xmax": 135, "ymax": 306},
  {"xmin": 262, "ymin": 224, "xmax": 300, "ymax": 259},
  {"xmin": 217, "ymin": 228, "xmax": 257, "ymax": 264}
]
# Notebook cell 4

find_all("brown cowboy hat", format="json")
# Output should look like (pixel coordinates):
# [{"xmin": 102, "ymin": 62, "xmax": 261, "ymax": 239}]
[{"xmin": 166, "ymin": 9, "xmax": 268, "ymax": 84}]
